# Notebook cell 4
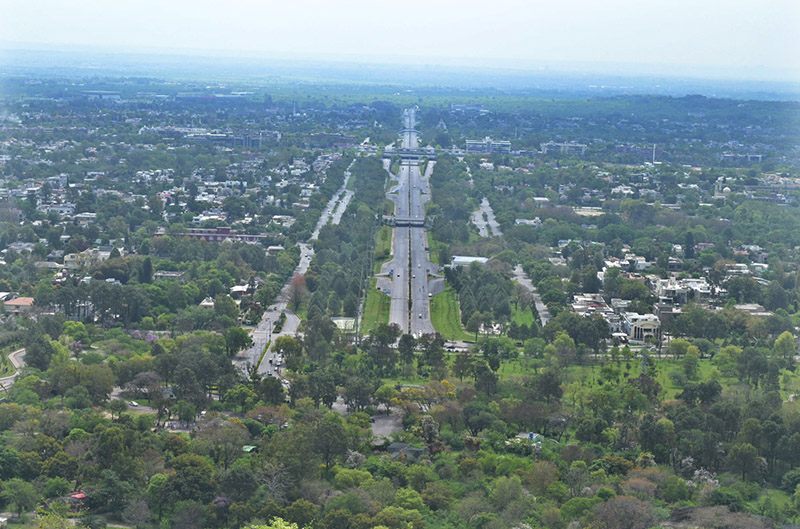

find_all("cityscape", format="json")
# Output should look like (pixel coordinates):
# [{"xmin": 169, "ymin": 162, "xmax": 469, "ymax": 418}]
[{"xmin": 0, "ymin": 1, "xmax": 799, "ymax": 529}]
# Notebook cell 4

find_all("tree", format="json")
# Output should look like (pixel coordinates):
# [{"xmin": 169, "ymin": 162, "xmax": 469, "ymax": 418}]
[
  {"xmin": 466, "ymin": 312, "xmax": 482, "ymax": 341},
  {"xmin": 273, "ymin": 336, "xmax": 302, "ymax": 359},
  {"xmin": 313, "ymin": 414, "xmax": 348, "ymax": 474},
  {"xmin": 308, "ymin": 370, "xmax": 338, "ymax": 408},
  {"xmin": 374, "ymin": 384, "xmax": 397, "ymax": 413},
  {"xmin": 225, "ymin": 327, "xmax": 253, "ymax": 357},
  {"xmin": 108, "ymin": 399, "xmax": 128, "ymax": 420},
  {"xmin": 728, "ymin": 443, "xmax": 760, "ymax": 480},
  {"xmin": 343, "ymin": 377, "xmax": 376, "ymax": 412},
  {"xmin": 2, "ymin": 478, "xmax": 39, "ymax": 517},
  {"xmin": 684, "ymin": 231, "xmax": 695, "ymax": 259},
  {"xmin": 474, "ymin": 362, "xmax": 498, "ymax": 397},
  {"xmin": 147, "ymin": 473, "xmax": 168, "ymax": 520},
  {"xmin": 452, "ymin": 350, "xmax": 472, "ymax": 381},
  {"xmin": 256, "ymin": 376, "xmax": 286, "ymax": 406},
  {"xmin": 288, "ymin": 275, "xmax": 309, "ymax": 311},
  {"xmin": 244, "ymin": 519, "xmax": 299, "ymax": 529},
  {"xmin": 123, "ymin": 500, "xmax": 153, "ymax": 529},
  {"xmin": 164, "ymin": 454, "xmax": 218, "ymax": 504},
  {"xmin": 214, "ymin": 294, "xmax": 239, "ymax": 320},
  {"xmin": 194, "ymin": 418, "xmax": 251, "ymax": 470},
  {"xmin": 25, "ymin": 334, "xmax": 56, "ymax": 371},
  {"xmin": 592, "ymin": 496, "xmax": 653, "ymax": 529},
  {"xmin": 398, "ymin": 334, "xmax": 417, "ymax": 365},
  {"xmin": 532, "ymin": 368, "xmax": 563, "ymax": 403},
  {"xmin": 774, "ymin": 331, "xmax": 795, "ymax": 360},
  {"xmin": 139, "ymin": 257, "xmax": 153, "ymax": 284}
]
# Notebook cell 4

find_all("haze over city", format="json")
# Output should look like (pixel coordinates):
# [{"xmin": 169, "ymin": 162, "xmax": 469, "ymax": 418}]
[{"xmin": 2, "ymin": 0, "xmax": 800, "ymax": 83}]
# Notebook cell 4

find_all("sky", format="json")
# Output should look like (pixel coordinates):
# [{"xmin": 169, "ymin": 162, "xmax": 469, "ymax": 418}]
[{"xmin": 2, "ymin": 0, "xmax": 800, "ymax": 81}]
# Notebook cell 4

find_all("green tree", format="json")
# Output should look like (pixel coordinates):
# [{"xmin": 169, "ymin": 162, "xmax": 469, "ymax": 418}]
[
  {"xmin": 313, "ymin": 414, "xmax": 348, "ymax": 474},
  {"xmin": 225, "ymin": 327, "xmax": 253, "ymax": 357},
  {"xmin": 728, "ymin": 443, "xmax": 760, "ymax": 480},
  {"xmin": 774, "ymin": 331, "xmax": 795, "ymax": 360},
  {"xmin": 2, "ymin": 478, "xmax": 39, "ymax": 516},
  {"xmin": 139, "ymin": 257, "xmax": 154, "ymax": 284},
  {"xmin": 214, "ymin": 294, "xmax": 239, "ymax": 320},
  {"xmin": 244, "ymin": 519, "xmax": 299, "ymax": 529}
]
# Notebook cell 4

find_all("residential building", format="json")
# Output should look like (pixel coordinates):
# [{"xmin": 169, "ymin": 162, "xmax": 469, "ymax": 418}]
[{"xmin": 4, "ymin": 297, "xmax": 35, "ymax": 314}]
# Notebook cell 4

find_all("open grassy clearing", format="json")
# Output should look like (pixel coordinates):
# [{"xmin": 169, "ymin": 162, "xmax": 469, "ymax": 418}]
[
  {"xmin": 430, "ymin": 285, "xmax": 475, "ymax": 342},
  {"xmin": 360, "ymin": 278, "xmax": 390, "ymax": 334}
]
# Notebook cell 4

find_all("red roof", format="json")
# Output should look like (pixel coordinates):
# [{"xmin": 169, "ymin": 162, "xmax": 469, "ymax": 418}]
[{"xmin": 5, "ymin": 297, "xmax": 34, "ymax": 306}]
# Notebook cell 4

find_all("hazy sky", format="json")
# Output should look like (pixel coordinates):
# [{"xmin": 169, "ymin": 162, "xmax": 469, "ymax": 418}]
[{"xmin": 2, "ymin": 0, "xmax": 800, "ymax": 79}]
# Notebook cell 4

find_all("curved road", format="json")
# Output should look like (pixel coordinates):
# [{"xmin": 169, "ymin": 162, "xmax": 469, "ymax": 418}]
[{"xmin": 0, "ymin": 348, "xmax": 26, "ymax": 391}]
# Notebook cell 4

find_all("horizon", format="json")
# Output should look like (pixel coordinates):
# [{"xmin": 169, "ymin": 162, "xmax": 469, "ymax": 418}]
[{"xmin": 2, "ymin": 0, "xmax": 800, "ymax": 87}]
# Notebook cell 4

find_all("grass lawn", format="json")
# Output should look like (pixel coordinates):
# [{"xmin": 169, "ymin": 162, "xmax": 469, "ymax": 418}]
[
  {"xmin": 430, "ymin": 286, "xmax": 475, "ymax": 342},
  {"xmin": 427, "ymin": 232, "xmax": 442, "ymax": 265},
  {"xmin": 0, "ymin": 345, "xmax": 21, "ymax": 378},
  {"xmin": 361, "ymin": 279, "xmax": 390, "ymax": 334},
  {"xmin": 510, "ymin": 306, "xmax": 535, "ymax": 327},
  {"xmin": 373, "ymin": 225, "xmax": 393, "ymax": 274}
]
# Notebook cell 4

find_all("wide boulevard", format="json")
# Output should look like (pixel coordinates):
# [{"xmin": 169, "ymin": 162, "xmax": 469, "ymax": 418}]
[{"xmin": 387, "ymin": 109, "xmax": 437, "ymax": 337}]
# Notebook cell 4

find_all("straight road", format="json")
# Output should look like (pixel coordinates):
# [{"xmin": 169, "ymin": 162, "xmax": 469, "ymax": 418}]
[
  {"xmin": 386, "ymin": 109, "xmax": 436, "ymax": 337},
  {"xmin": 472, "ymin": 197, "xmax": 502, "ymax": 237},
  {"xmin": 234, "ymin": 162, "xmax": 355, "ymax": 374},
  {"xmin": 512, "ymin": 264, "xmax": 550, "ymax": 326}
]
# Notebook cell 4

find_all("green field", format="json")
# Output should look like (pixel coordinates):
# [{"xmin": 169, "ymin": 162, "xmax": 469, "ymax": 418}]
[
  {"xmin": 510, "ymin": 306, "xmax": 535, "ymax": 327},
  {"xmin": 361, "ymin": 278, "xmax": 390, "ymax": 334},
  {"xmin": 426, "ymin": 232, "xmax": 442, "ymax": 264},
  {"xmin": 430, "ymin": 286, "xmax": 475, "ymax": 342},
  {"xmin": 373, "ymin": 225, "xmax": 393, "ymax": 274}
]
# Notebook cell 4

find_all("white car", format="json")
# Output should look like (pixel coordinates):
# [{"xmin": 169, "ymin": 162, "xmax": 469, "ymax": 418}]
[{"xmin": 128, "ymin": 401, "xmax": 139, "ymax": 407}]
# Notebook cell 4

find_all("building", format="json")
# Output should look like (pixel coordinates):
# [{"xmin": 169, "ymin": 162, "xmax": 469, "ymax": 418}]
[
  {"xmin": 3, "ymin": 297, "xmax": 35, "ymax": 314},
  {"xmin": 625, "ymin": 313, "xmax": 661, "ymax": 343},
  {"xmin": 158, "ymin": 226, "xmax": 270, "ymax": 244},
  {"xmin": 81, "ymin": 90, "xmax": 121, "ymax": 101},
  {"xmin": 541, "ymin": 141, "xmax": 587, "ymax": 156},
  {"xmin": 450, "ymin": 256, "xmax": 489, "ymax": 267},
  {"xmin": 153, "ymin": 271, "xmax": 186, "ymax": 282},
  {"xmin": 515, "ymin": 218, "xmax": 542, "ymax": 228},
  {"xmin": 465, "ymin": 136, "xmax": 511, "ymax": 154}
]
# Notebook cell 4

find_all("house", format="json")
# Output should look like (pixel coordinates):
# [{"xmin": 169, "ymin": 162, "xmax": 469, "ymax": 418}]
[
  {"xmin": 199, "ymin": 297, "xmax": 215, "ymax": 309},
  {"xmin": 4, "ymin": 297, "xmax": 35, "ymax": 314}
]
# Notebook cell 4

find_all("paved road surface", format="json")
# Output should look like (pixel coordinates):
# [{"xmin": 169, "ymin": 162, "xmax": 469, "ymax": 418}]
[
  {"xmin": 512, "ymin": 264, "xmax": 550, "ymax": 326},
  {"xmin": 0, "ymin": 348, "xmax": 26, "ymax": 392},
  {"xmin": 472, "ymin": 197, "xmax": 502, "ymax": 237},
  {"xmin": 385, "ymin": 109, "xmax": 437, "ymax": 337},
  {"xmin": 234, "ymin": 162, "xmax": 355, "ymax": 375}
]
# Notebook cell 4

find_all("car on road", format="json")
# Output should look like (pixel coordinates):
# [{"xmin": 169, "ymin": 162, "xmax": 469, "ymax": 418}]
[
  {"xmin": 418, "ymin": 313, "xmax": 422, "ymax": 318},
  {"xmin": 129, "ymin": 401, "xmax": 139, "ymax": 407}
]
